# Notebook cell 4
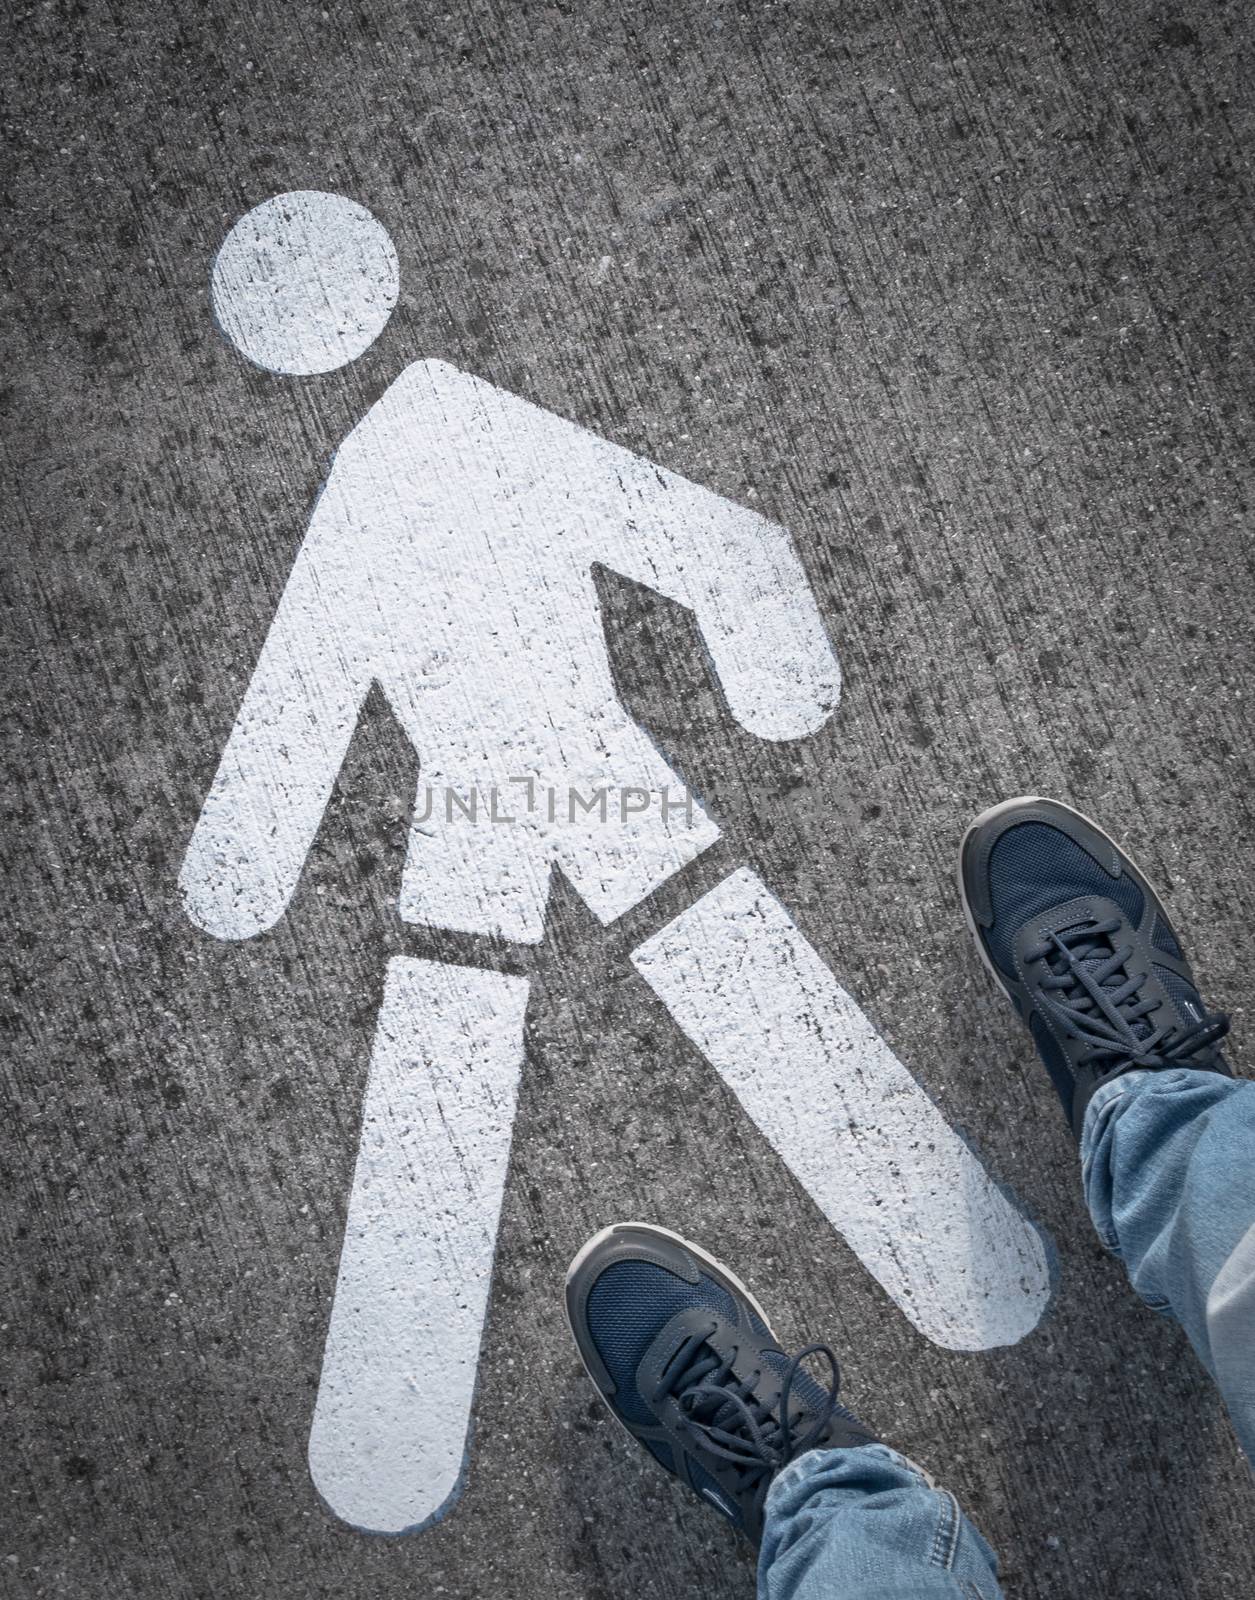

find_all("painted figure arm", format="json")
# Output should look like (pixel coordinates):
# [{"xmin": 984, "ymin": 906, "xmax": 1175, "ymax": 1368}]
[
  {"xmin": 595, "ymin": 467, "xmax": 842, "ymax": 741},
  {"xmin": 179, "ymin": 459, "xmax": 376, "ymax": 939},
  {"xmin": 423, "ymin": 356, "xmax": 840, "ymax": 743}
]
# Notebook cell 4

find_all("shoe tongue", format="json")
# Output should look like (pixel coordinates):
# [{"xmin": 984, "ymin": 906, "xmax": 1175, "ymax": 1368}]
[
  {"xmin": 681, "ymin": 1346, "xmax": 825, "ymax": 1445},
  {"xmin": 760, "ymin": 1349, "xmax": 870, "ymax": 1440},
  {"xmin": 1058, "ymin": 922, "xmax": 1154, "ymax": 1042},
  {"xmin": 760, "ymin": 1349, "xmax": 829, "ymax": 1417}
]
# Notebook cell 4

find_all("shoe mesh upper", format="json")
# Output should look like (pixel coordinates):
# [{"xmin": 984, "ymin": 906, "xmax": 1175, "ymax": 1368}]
[
  {"xmin": 1154, "ymin": 964, "xmax": 1204, "ymax": 1020},
  {"xmin": 584, "ymin": 1258, "xmax": 850, "ymax": 1438},
  {"xmin": 1029, "ymin": 1011, "xmax": 1077, "ymax": 1116},
  {"xmin": 1151, "ymin": 916, "xmax": 1184, "ymax": 959},
  {"xmin": 581, "ymin": 1249, "xmax": 875, "ymax": 1540},
  {"xmin": 985, "ymin": 822, "xmax": 1145, "ymax": 976},
  {"xmin": 584, "ymin": 1260, "xmax": 737, "ymax": 1427}
]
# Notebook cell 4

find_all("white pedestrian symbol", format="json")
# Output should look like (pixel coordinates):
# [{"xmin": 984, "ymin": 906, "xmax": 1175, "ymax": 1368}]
[{"xmin": 183, "ymin": 190, "xmax": 1052, "ymax": 1536}]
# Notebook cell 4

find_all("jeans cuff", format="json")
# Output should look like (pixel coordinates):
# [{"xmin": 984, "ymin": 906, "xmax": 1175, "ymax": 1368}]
[
  {"xmin": 769, "ymin": 1442, "xmax": 932, "ymax": 1503},
  {"xmin": 1080, "ymin": 1068, "xmax": 1157, "ymax": 1162}
]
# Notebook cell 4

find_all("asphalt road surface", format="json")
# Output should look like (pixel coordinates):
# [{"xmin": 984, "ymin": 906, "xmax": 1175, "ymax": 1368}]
[{"xmin": 4, "ymin": 2, "xmax": 1254, "ymax": 1597}]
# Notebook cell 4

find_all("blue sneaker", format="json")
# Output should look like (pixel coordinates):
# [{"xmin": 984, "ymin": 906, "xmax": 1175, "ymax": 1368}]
[
  {"xmin": 564, "ymin": 1222, "xmax": 876, "ymax": 1546},
  {"xmin": 959, "ymin": 796, "xmax": 1231, "ymax": 1139}
]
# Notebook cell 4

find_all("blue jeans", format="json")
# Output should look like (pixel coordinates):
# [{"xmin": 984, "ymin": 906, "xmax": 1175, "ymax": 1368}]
[{"xmin": 758, "ymin": 1068, "xmax": 1255, "ymax": 1600}]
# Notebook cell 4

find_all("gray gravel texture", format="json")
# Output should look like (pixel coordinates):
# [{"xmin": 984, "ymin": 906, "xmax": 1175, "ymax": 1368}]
[{"xmin": 3, "ymin": 1, "xmax": 1254, "ymax": 1596}]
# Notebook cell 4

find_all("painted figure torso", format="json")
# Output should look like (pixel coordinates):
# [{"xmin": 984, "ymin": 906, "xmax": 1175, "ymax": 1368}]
[{"xmin": 183, "ymin": 358, "xmax": 839, "ymax": 943}]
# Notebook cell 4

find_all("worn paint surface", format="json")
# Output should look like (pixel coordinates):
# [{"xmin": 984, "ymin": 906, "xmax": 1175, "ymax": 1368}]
[
  {"xmin": 177, "ymin": 354, "xmax": 830, "ymax": 945},
  {"xmin": 211, "ymin": 191, "xmax": 399, "ymax": 376},
  {"xmin": 308, "ymin": 956, "xmax": 529, "ymax": 1533},
  {"xmin": 5, "ymin": 2, "xmax": 1255, "ymax": 1597},
  {"xmin": 181, "ymin": 332, "xmax": 1046, "ymax": 1527},
  {"xmin": 634, "ymin": 867, "xmax": 1051, "ymax": 1350}
]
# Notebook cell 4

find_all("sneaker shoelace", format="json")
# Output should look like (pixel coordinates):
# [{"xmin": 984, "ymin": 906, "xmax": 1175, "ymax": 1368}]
[
  {"xmin": 1024, "ymin": 916, "xmax": 1229, "ymax": 1073},
  {"xmin": 650, "ymin": 1323, "xmax": 841, "ymax": 1512}
]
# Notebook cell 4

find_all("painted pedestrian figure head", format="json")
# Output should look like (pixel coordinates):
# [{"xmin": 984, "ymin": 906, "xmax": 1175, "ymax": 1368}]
[{"xmin": 211, "ymin": 190, "xmax": 398, "ymax": 376}]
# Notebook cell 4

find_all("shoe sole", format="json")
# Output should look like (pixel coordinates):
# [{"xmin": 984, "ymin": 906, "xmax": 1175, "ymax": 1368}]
[
  {"xmin": 956, "ymin": 793, "xmax": 1168, "ymax": 1001},
  {"xmin": 562, "ymin": 1222, "xmax": 780, "ymax": 1457}
]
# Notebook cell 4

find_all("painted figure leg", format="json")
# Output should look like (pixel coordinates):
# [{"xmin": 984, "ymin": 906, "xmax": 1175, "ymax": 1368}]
[
  {"xmin": 307, "ymin": 955, "xmax": 530, "ymax": 1532},
  {"xmin": 631, "ymin": 868, "xmax": 1052, "ymax": 1351}
]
